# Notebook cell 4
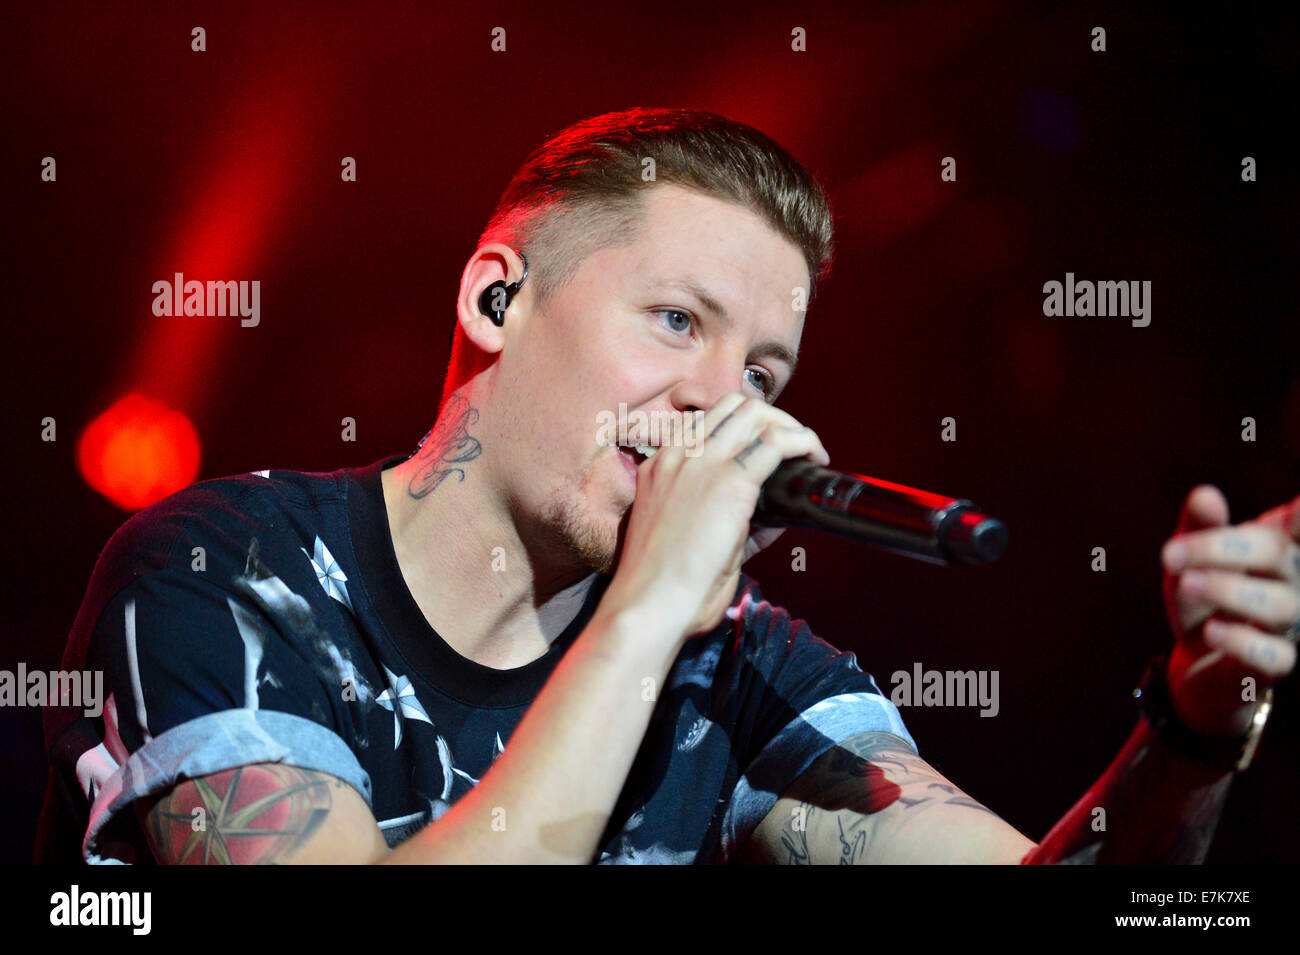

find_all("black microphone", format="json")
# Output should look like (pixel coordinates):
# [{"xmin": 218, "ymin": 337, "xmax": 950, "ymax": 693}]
[{"xmin": 753, "ymin": 460, "xmax": 1008, "ymax": 565}]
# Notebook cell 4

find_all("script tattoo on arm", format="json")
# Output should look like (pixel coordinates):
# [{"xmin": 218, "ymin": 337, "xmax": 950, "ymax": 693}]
[
  {"xmin": 408, "ymin": 394, "xmax": 483, "ymax": 499},
  {"xmin": 751, "ymin": 731, "xmax": 1017, "ymax": 865},
  {"xmin": 140, "ymin": 764, "xmax": 341, "ymax": 864},
  {"xmin": 779, "ymin": 803, "xmax": 814, "ymax": 865},
  {"xmin": 837, "ymin": 814, "xmax": 868, "ymax": 865}
]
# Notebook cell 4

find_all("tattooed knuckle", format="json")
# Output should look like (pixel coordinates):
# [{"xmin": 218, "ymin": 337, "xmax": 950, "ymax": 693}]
[{"xmin": 1221, "ymin": 534, "xmax": 1251, "ymax": 559}]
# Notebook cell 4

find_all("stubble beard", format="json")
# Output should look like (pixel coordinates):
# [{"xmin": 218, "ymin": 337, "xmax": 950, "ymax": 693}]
[{"xmin": 538, "ymin": 457, "xmax": 630, "ymax": 577}]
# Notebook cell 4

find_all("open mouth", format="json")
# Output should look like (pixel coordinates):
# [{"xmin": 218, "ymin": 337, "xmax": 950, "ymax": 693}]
[{"xmin": 618, "ymin": 443, "xmax": 661, "ymax": 466}]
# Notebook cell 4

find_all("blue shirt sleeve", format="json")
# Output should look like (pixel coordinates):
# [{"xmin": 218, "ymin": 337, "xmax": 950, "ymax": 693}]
[
  {"xmin": 717, "ymin": 575, "xmax": 917, "ymax": 859},
  {"xmin": 69, "ymin": 482, "xmax": 373, "ymax": 863}
]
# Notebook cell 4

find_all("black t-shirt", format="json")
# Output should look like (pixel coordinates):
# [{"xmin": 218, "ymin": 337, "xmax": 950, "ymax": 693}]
[{"xmin": 41, "ymin": 454, "xmax": 917, "ymax": 864}]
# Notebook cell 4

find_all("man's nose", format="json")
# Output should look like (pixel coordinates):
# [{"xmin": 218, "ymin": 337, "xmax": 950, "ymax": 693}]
[{"xmin": 668, "ymin": 349, "xmax": 746, "ymax": 414}]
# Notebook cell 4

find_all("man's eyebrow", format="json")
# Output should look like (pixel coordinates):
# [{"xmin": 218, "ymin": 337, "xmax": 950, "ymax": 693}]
[
  {"xmin": 661, "ymin": 278, "xmax": 730, "ymax": 322},
  {"xmin": 654, "ymin": 278, "xmax": 800, "ymax": 375},
  {"xmin": 753, "ymin": 340, "xmax": 799, "ymax": 379}
]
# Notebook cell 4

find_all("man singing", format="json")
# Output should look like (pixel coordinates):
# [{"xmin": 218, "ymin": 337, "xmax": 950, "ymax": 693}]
[{"xmin": 40, "ymin": 107, "xmax": 1298, "ymax": 864}]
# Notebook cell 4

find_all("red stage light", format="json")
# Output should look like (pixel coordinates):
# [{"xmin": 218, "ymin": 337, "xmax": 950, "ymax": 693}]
[{"xmin": 77, "ymin": 394, "xmax": 201, "ymax": 511}]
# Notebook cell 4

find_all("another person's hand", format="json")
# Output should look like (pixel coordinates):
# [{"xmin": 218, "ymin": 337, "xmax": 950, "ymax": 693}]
[{"xmin": 1160, "ymin": 485, "xmax": 1300, "ymax": 738}]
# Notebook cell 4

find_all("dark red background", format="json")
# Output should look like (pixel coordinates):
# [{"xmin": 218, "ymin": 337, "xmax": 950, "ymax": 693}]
[{"xmin": 4, "ymin": 1, "xmax": 1296, "ymax": 864}]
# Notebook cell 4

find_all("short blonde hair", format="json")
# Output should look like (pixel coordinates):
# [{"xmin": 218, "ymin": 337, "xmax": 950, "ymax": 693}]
[{"xmin": 444, "ymin": 107, "xmax": 835, "ymax": 405}]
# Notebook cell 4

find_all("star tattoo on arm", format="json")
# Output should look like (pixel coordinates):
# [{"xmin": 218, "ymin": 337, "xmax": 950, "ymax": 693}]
[{"xmin": 140, "ymin": 764, "xmax": 339, "ymax": 865}]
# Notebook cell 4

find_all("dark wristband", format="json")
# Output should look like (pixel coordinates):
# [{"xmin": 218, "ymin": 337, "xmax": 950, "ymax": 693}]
[{"xmin": 1133, "ymin": 652, "xmax": 1272, "ymax": 772}]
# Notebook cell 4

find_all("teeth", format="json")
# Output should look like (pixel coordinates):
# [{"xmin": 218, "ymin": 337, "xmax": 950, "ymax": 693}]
[{"xmin": 618, "ymin": 443, "xmax": 660, "ymax": 459}]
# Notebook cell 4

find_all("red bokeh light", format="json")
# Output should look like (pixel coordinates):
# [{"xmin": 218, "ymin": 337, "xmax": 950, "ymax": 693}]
[{"xmin": 77, "ymin": 394, "xmax": 201, "ymax": 511}]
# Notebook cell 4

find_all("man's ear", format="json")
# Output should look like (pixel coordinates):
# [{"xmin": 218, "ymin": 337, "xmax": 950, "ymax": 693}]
[{"xmin": 456, "ymin": 244, "xmax": 528, "ymax": 356}]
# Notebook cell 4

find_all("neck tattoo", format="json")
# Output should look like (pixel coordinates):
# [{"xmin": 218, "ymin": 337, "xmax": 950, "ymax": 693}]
[{"xmin": 407, "ymin": 394, "xmax": 483, "ymax": 499}]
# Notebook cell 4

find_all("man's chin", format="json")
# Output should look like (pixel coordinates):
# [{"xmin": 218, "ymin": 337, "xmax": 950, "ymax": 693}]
[
  {"xmin": 579, "ymin": 508, "xmax": 632, "ymax": 577},
  {"xmin": 541, "ymin": 499, "xmax": 630, "ymax": 578}
]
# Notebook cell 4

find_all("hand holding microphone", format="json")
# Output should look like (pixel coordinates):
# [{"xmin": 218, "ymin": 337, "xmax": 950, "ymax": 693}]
[
  {"xmin": 601, "ymin": 392, "xmax": 1007, "ymax": 649},
  {"xmin": 601, "ymin": 393, "xmax": 827, "ymax": 643}
]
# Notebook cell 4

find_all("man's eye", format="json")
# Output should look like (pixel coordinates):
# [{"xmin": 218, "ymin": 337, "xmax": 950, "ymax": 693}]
[
  {"xmin": 744, "ymin": 367, "xmax": 775, "ymax": 398},
  {"xmin": 655, "ymin": 309, "xmax": 693, "ymax": 334}
]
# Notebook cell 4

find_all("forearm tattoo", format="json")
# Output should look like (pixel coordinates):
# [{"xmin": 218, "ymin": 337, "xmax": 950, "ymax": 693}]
[{"xmin": 408, "ymin": 394, "xmax": 482, "ymax": 498}]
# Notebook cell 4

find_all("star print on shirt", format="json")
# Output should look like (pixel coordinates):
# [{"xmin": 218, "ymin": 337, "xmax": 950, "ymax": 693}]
[
  {"xmin": 376, "ymin": 665, "xmax": 433, "ymax": 748},
  {"xmin": 301, "ymin": 535, "xmax": 352, "ymax": 612}
]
